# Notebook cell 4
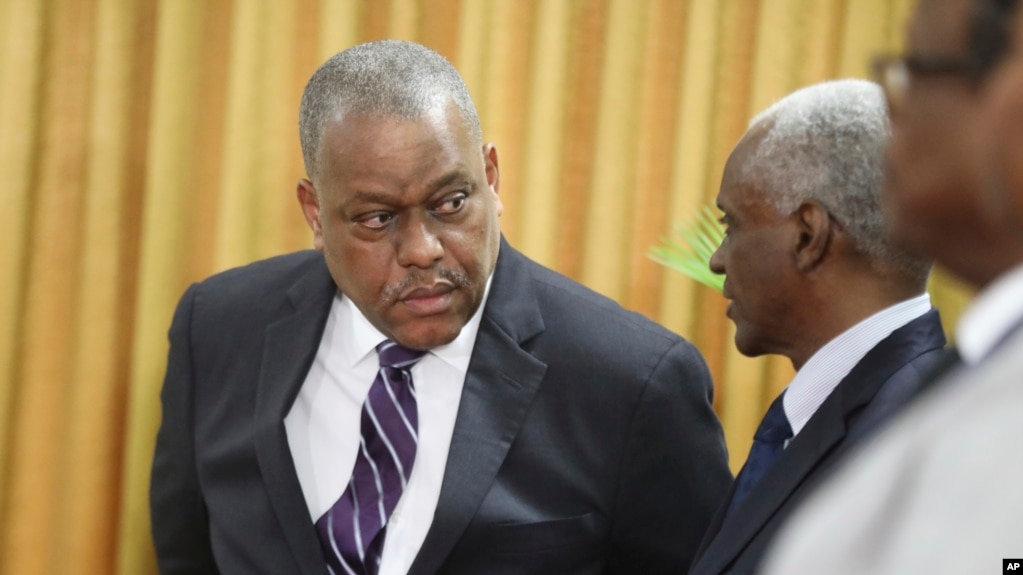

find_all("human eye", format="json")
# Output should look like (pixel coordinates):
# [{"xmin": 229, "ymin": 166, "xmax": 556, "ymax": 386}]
[
  {"xmin": 355, "ymin": 212, "xmax": 394, "ymax": 230},
  {"xmin": 434, "ymin": 192, "xmax": 467, "ymax": 215}
]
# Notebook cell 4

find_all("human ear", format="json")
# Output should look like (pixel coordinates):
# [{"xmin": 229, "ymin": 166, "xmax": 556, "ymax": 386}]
[
  {"xmin": 296, "ymin": 178, "xmax": 324, "ymax": 250},
  {"xmin": 793, "ymin": 201, "xmax": 832, "ymax": 272},
  {"xmin": 483, "ymin": 143, "xmax": 503, "ymax": 216}
]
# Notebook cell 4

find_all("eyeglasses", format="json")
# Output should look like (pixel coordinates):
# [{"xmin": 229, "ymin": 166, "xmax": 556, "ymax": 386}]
[{"xmin": 871, "ymin": 54, "xmax": 980, "ymax": 111}]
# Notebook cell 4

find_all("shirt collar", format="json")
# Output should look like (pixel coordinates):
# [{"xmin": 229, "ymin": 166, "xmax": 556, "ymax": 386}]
[
  {"xmin": 783, "ymin": 293, "xmax": 932, "ymax": 436},
  {"xmin": 956, "ymin": 260, "xmax": 1023, "ymax": 365},
  {"xmin": 338, "ymin": 273, "xmax": 494, "ymax": 374}
]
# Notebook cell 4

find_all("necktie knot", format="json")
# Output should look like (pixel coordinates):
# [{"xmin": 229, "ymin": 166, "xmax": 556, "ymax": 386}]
[
  {"xmin": 376, "ymin": 340, "xmax": 426, "ymax": 370},
  {"xmin": 754, "ymin": 393, "xmax": 792, "ymax": 444}
]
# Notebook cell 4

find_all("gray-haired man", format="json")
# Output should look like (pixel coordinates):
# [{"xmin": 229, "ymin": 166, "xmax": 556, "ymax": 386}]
[
  {"xmin": 761, "ymin": 1, "xmax": 1023, "ymax": 572},
  {"xmin": 688, "ymin": 79, "xmax": 946, "ymax": 575}
]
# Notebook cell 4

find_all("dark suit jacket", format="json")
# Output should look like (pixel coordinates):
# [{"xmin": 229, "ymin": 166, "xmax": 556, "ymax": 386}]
[
  {"xmin": 151, "ymin": 240, "xmax": 732, "ymax": 575},
  {"xmin": 688, "ymin": 310, "xmax": 946, "ymax": 575}
]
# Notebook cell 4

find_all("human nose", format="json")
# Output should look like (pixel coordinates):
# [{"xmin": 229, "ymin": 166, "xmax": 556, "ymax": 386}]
[
  {"xmin": 395, "ymin": 216, "xmax": 443, "ymax": 269},
  {"xmin": 709, "ymin": 245, "xmax": 725, "ymax": 275}
]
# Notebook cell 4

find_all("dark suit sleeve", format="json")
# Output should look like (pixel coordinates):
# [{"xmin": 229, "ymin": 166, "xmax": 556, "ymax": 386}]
[
  {"xmin": 150, "ymin": 284, "xmax": 220, "ymax": 574},
  {"xmin": 608, "ymin": 339, "xmax": 732, "ymax": 573}
]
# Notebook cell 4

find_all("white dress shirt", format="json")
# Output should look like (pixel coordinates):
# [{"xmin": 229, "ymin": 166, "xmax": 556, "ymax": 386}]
[
  {"xmin": 955, "ymin": 260, "xmax": 1023, "ymax": 364},
  {"xmin": 285, "ymin": 278, "xmax": 491, "ymax": 575},
  {"xmin": 783, "ymin": 293, "xmax": 932, "ymax": 437}
]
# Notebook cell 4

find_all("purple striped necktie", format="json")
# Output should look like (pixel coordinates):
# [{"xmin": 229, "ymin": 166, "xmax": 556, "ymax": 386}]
[{"xmin": 316, "ymin": 340, "xmax": 426, "ymax": 575}]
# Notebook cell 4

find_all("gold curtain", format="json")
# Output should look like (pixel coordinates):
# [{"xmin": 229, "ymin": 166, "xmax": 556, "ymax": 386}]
[{"xmin": 0, "ymin": 0, "xmax": 970, "ymax": 573}]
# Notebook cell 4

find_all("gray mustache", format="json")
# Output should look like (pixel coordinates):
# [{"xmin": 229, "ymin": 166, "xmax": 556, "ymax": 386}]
[{"xmin": 380, "ymin": 268, "xmax": 473, "ymax": 304}]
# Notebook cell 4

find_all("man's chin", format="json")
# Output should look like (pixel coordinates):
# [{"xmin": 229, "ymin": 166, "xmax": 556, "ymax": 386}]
[
  {"xmin": 387, "ymin": 318, "xmax": 466, "ymax": 350},
  {"xmin": 733, "ymin": 330, "xmax": 766, "ymax": 359}
]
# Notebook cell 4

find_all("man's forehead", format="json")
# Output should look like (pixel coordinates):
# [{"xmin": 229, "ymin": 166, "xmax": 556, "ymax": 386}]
[
  {"xmin": 323, "ymin": 109, "xmax": 469, "ymax": 157},
  {"xmin": 722, "ymin": 126, "xmax": 769, "ymax": 188},
  {"xmin": 718, "ymin": 175, "xmax": 769, "ymax": 215},
  {"xmin": 909, "ymin": 0, "xmax": 971, "ymax": 50}
]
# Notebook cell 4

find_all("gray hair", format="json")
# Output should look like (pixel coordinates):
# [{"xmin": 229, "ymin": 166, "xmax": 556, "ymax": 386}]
[
  {"xmin": 738, "ymin": 79, "xmax": 930, "ymax": 282},
  {"xmin": 299, "ymin": 40, "xmax": 482, "ymax": 183}
]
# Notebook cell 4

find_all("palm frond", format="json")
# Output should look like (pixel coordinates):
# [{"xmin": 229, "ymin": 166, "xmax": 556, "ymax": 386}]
[{"xmin": 648, "ymin": 205, "xmax": 725, "ymax": 292}]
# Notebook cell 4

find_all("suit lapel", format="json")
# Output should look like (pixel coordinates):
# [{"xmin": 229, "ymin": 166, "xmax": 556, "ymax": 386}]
[
  {"xmin": 693, "ymin": 310, "xmax": 945, "ymax": 574},
  {"xmin": 409, "ymin": 241, "xmax": 548, "ymax": 575},
  {"xmin": 253, "ymin": 257, "xmax": 336, "ymax": 575}
]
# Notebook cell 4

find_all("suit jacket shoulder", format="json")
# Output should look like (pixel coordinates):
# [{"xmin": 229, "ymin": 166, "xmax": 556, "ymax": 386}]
[
  {"xmin": 188, "ymin": 250, "xmax": 330, "ymax": 317},
  {"xmin": 152, "ymin": 250, "xmax": 338, "ymax": 575},
  {"xmin": 492, "ymin": 244, "xmax": 703, "ymax": 372}
]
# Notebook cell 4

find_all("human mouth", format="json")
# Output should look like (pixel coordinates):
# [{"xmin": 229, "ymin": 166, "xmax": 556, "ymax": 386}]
[{"xmin": 400, "ymin": 283, "xmax": 456, "ymax": 315}]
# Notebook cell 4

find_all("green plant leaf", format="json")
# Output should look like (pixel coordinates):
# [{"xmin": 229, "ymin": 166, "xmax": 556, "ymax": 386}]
[{"xmin": 648, "ymin": 204, "xmax": 725, "ymax": 292}]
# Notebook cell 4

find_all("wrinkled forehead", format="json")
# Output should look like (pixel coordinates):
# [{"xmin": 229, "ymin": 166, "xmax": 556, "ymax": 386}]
[
  {"xmin": 318, "ymin": 103, "xmax": 481, "ymax": 172},
  {"xmin": 320, "ymin": 114, "xmax": 484, "ymax": 195}
]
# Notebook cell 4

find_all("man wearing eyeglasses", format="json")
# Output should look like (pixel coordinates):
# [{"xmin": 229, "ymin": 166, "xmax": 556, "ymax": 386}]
[
  {"xmin": 761, "ymin": 0, "xmax": 1023, "ymax": 573},
  {"xmin": 874, "ymin": 0, "xmax": 1023, "ymax": 303}
]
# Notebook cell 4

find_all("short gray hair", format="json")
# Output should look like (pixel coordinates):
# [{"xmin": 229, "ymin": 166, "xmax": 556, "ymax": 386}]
[
  {"xmin": 299, "ymin": 40, "xmax": 482, "ymax": 183},
  {"xmin": 738, "ymin": 79, "xmax": 930, "ymax": 282}
]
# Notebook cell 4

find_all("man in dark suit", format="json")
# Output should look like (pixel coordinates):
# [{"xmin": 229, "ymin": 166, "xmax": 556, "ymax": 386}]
[
  {"xmin": 150, "ymin": 40, "xmax": 731, "ymax": 575},
  {"xmin": 687, "ymin": 79, "xmax": 945, "ymax": 575},
  {"xmin": 759, "ymin": 1, "xmax": 1023, "ymax": 572}
]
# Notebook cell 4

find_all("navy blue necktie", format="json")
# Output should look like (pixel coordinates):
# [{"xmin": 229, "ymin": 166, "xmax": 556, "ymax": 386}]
[
  {"xmin": 724, "ymin": 391, "xmax": 792, "ymax": 519},
  {"xmin": 315, "ymin": 341, "xmax": 426, "ymax": 575}
]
